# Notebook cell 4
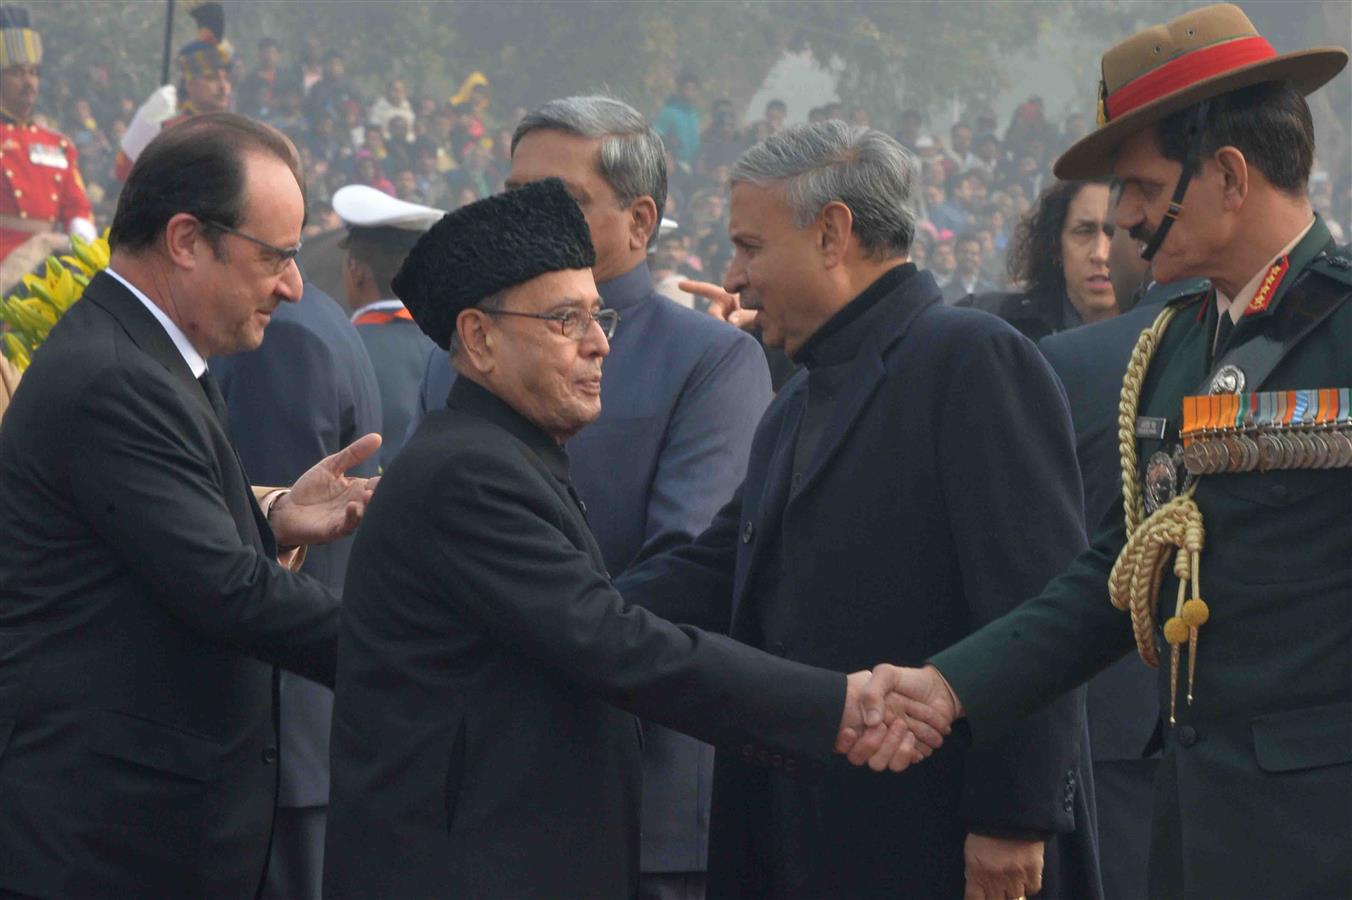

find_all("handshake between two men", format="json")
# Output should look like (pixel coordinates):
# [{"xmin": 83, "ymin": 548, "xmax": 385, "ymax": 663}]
[{"xmin": 836, "ymin": 664, "xmax": 960, "ymax": 771}]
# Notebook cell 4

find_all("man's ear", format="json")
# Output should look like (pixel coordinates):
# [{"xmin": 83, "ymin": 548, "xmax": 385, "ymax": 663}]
[
  {"xmin": 1213, "ymin": 145, "xmax": 1249, "ymax": 212},
  {"xmin": 456, "ymin": 308, "xmax": 494, "ymax": 374},
  {"xmin": 629, "ymin": 196, "xmax": 659, "ymax": 252},
  {"xmin": 818, "ymin": 201, "xmax": 854, "ymax": 269},
  {"xmin": 163, "ymin": 213, "xmax": 204, "ymax": 270}
]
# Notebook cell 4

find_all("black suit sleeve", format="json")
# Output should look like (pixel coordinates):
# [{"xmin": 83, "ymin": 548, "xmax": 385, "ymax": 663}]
[
  {"xmin": 432, "ymin": 448, "xmax": 841, "ymax": 759},
  {"xmin": 937, "ymin": 326, "xmax": 1090, "ymax": 834},
  {"xmin": 67, "ymin": 366, "xmax": 339, "ymax": 686}
]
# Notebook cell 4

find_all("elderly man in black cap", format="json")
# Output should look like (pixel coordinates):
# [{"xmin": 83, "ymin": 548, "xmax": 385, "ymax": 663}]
[{"xmin": 323, "ymin": 178, "xmax": 946, "ymax": 899}]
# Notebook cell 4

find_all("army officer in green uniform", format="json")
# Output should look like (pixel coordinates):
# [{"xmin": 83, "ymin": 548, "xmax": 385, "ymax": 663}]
[{"xmin": 846, "ymin": 5, "xmax": 1352, "ymax": 898}]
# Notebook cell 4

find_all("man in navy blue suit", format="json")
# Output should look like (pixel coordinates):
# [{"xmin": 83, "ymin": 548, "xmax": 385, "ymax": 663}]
[
  {"xmin": 407, "ymin": 95, "xmax": 771, "ymax": 900},
  {"xmin": 215, "ymin": 273, "xmax": 382, "ymax": 900}
]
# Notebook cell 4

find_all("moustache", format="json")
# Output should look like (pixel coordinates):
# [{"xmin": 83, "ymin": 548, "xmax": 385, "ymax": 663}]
[{"xmin": 1128, "ymin": 221, "xmax": 1157, "ymax": 246}]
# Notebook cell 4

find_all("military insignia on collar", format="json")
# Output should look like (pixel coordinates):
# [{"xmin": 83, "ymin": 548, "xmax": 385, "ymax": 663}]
[{"xmin": 1244, "ymin": 255, "xmax": 1289, "ymax": 317}]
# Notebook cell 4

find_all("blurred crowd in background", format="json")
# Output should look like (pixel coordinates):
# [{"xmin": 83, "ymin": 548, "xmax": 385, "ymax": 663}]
[{"xmin": 28, "ymin": 36, "xmax": 1352, "ymax": 303}]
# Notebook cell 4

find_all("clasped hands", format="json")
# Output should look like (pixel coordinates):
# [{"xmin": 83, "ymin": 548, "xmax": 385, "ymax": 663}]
[{"xmin": 835, "ymin": 664, "xmax": 962, "ymax": 772}]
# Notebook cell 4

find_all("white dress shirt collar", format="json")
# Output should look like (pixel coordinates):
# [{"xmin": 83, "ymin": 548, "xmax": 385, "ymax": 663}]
[{"xmin": 105, "ymin": 268, "xmax": 208, "ymax": 377}]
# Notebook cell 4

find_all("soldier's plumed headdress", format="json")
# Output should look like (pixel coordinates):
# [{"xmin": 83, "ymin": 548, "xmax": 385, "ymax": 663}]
[
  {"xmin": 177, "ymin": 1, "xmax": 232, "ymax": 80},
  {"xmin": 393, "ymin": 178, "xmax": 596, "ymax": 350},
  {"xmin": 0, "ymin": 6, "xmax": 41, "ymax": 69}
]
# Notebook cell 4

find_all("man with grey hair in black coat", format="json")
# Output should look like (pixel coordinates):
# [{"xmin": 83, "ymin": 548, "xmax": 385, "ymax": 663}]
[{"xmin": 619, "ymin": 121, "xmax": 1101, "ymax": 899}]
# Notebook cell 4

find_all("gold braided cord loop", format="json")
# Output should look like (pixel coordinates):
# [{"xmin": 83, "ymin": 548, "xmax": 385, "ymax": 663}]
[
  {"xmin": 1108, "ymin": 490, "xmax": 1204, "ymax": 668},
  {"xmin": 1108, "ymin": 302, "xmax": 1209, "ymax": 669},
  {"xmin": 1117, "ymin": 303, "xmax": 1181, "ymax": 537}
]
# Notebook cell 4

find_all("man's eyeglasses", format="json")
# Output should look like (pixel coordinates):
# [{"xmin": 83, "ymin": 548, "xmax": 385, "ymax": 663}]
[
  {"xmin": 200, "ymin": 219, "xmax": 303, "ymax": 275},
  {"xmin": 485, "ymin": 307, "xmax": 619, "ymax": 340}
]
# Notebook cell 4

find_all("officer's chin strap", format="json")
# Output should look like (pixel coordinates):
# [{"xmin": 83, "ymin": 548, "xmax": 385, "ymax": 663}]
[{"xmin": 1140, "ymin": 100, "xmax": 1211, "ymax": 263}]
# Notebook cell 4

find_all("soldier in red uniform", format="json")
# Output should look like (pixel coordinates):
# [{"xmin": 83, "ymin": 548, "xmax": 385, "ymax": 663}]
[
  {"xmin": 0, "ymin": 5, "xmax": 95, "ymax": 265},
  {"xmin": 115, "ymin": 1, "xmax": 232, "ymax": 181}
]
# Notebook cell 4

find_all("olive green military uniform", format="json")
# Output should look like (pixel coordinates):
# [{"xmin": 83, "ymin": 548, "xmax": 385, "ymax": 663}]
[{"xmin": 932, "ymin": 217, "xmax": 1352, "ymax": 899}]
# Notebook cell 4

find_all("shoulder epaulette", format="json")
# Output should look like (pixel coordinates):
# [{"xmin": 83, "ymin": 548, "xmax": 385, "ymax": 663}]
[
  {"xmin": 1151, "ymin": 276, "xmax": 1211, "ymax": 307},
  {"xmin": 1307, "ymin": 248, "xmax": 1352, "ymax": 286}
]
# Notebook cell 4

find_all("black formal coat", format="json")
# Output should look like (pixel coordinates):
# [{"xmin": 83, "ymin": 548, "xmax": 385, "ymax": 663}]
[
  {"xmin": 618, "ymin": 266, "xmax": 1101, "ymax": 899},
  {"xmin": 325, "ymin": 377, "xmax": 848, "ymax": 900},
  {"xmin": 0, "ymin": 273, "xmax": 339, "ymax": 897}
]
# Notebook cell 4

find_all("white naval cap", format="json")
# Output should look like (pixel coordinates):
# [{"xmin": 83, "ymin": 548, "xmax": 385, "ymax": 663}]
[
  {"xmin": 332, "ymin": 184, "xmax": 446, "ymax": 233},
  {"xmin": 659, "ymin": 217, "xmax": 679, "ymax": 234}
]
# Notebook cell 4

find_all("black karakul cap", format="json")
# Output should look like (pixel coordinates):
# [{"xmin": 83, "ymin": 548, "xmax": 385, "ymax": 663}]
[{"xmin": 393, "ymin": 177, "xmax": 596, "ymax": 350}]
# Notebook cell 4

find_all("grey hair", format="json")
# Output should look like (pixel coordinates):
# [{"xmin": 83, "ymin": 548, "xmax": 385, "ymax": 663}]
[
  {"xmin": 730, "ymin": 121, "xmax": 917, "ymax": 259},
  {"xmin": 512, "ymin": 96, "xmax": 667, "ymax": 224}
]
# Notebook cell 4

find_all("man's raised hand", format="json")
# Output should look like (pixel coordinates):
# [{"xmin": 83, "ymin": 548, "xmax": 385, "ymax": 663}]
[{"xmin": 267, "ymin": 433, "xmax": 382, "ymax": 547}]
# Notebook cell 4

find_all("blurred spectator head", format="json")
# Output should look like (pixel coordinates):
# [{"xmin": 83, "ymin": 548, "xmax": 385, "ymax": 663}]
[
  {"xmin": 923, "ymin": 183, "xmax": 945, "ymax": 209},
  {"xmin": 677, "ymin": 70, "xmax": 700, "ymax": 103},
  {"xmin": 1007, "ymin": 178, "xmax": 1116, "ymax": 322},
  {"xmin": 974, "ymin": 133, "xmax": 1000, "ymax": 165},
  {"xmin": 897, "ymin": 108, "xmax": 923, "ymax": 145},
  {"xmin": 387, "ymin": 78, "xmax": 408, "ymax": 105},
  {"xmin": 930, "ymin": 236, "xmax": 956, "ymax": 277},
  {"xmin": 301, "ymin": 34, "xmax": 322, "ymax": 65},
  {"xmin": 807, "ymin": 106, "xmax": 825, "ymax": 124},
  {"xmin": 922, "ymin": 159, "xmax": 946, "ymax": 188},
  {"xmin": 510, "ymin": 95, "xmax": 668, "ymax": 279},
  {"xmin": 950, "ymin": 122, "xmax": 973, "ymax": 156},
  {"xmin": 394, "ymin": 169, "xmax": 418, "ymax": 201},
  {"xmin": 651, "ymin": 228, "xmax": 688, "ymax": 274},
  {"xmin": 323, "ymin": 50, "xmax": 345, "ymax": 80},
  {"xmin": 850, "ymin": 106, "xmax": 871, "ymax": 128},
  {"xmin": 823, "ymin": 101, "xmax": 844, "ymax": 122},
  {"xmin": 764, "ymin": 98, "xmax": 787, "ymax": 131},
  {"xmin": 954, "ymin": 231, "xmax": 983, "ymax": 278},
  {"xmin": 258, "ymin": 37, "xmax": 280, "ymax": 70},
  {"xmin": 184, "ymin": 66, "xmax": 232, "ymax": 115},
  {"xmin": 389, "ymin": 115, "xmax": 411, "ymax": 144}
]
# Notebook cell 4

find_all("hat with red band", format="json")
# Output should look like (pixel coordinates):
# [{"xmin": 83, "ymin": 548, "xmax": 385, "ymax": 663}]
[{"xmin": 1055, "ymin": 3, "xmax": 1347, "ymax": 179}]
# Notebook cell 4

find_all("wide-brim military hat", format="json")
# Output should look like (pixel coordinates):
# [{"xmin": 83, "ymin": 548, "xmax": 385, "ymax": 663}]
[{"xmin": 1055, "ymin": 3, "xmax": 1347, "ymax": 179}]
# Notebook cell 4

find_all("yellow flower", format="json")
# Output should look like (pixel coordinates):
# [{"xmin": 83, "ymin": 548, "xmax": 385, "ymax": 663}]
[{"xmin": 0, "ymin": 230, "xmax": 109, "ymax": 370}]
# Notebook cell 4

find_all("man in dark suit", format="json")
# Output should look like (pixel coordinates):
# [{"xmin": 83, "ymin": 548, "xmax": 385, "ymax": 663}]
[
  {"xmin": 616, "ymin": 121, "xmax": 1098, "ymax": 900},
  {"xmin": 1038, "ymin": 275, "xmax": 1205, "ymax": 900},
  {"xmin": 0, "ymin": 113, "xmax": 379, "ymax": 896},
  {"xmin": 214, "ymin": 274, "xmax": 383, "ymax": 900},
  {"xmin": 866, "ymin": 6, "xmax": 1352, "ymax": 896},
  {"xmin": 406, "ymin": 96, "xmax": 773, "ymax": 899},
  {"xmin": 331, "ymin": 184, "xmax": 440, "ymax": 471},
  {"xmin": 324, "ymin": 178, "xmax": 941, "ymax": 899}
]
